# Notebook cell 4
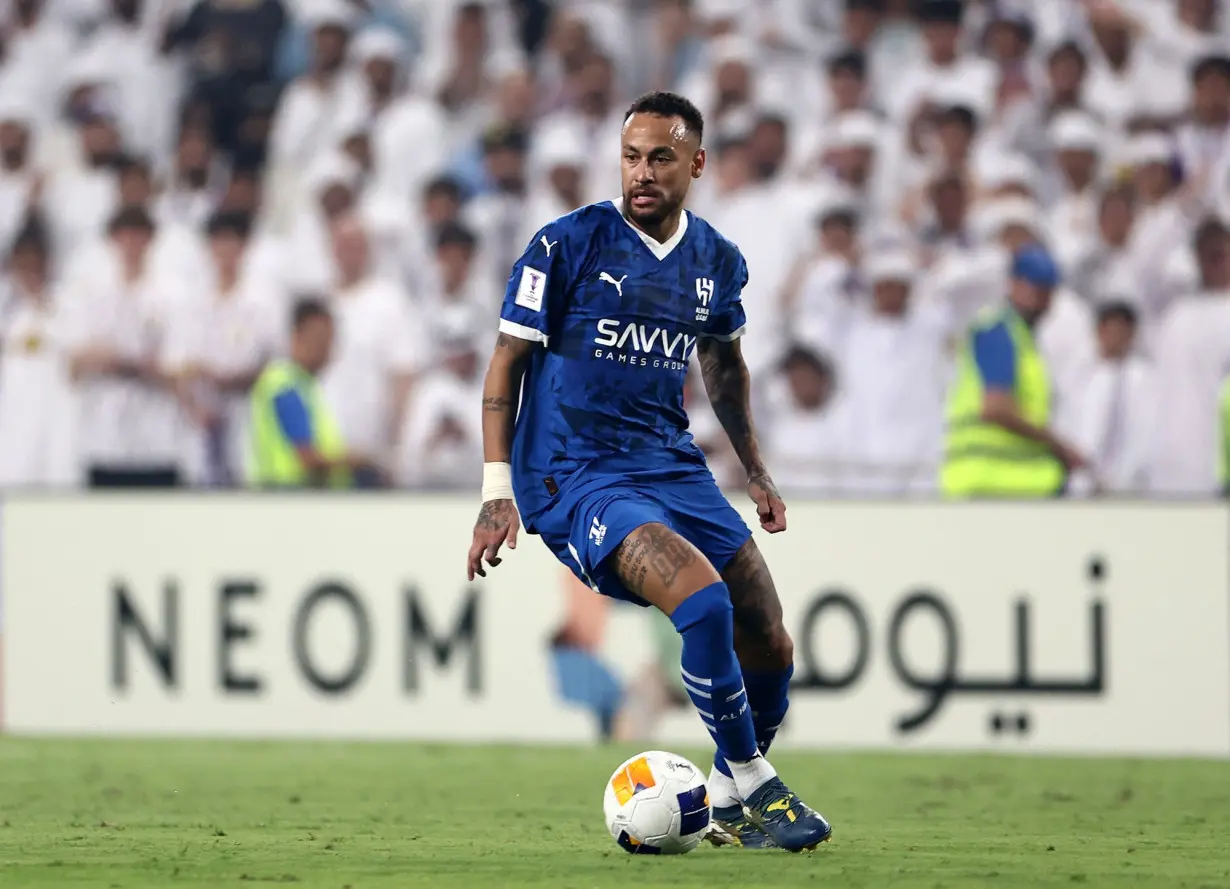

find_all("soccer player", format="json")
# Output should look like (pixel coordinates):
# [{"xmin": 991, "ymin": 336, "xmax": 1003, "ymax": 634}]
[{"xmin": 465, "ymin": 92, "xmax": 832, "ymax": 852}]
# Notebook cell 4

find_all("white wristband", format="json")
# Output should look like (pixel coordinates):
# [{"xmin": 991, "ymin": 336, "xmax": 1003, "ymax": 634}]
[{"xmin": 482, "ymin": 462, "xmax": 514, "ymax": 503}]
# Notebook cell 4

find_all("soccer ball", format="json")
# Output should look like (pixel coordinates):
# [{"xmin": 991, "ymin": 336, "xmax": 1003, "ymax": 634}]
[{"xmin": 603, "ymin": 750, "xmax": 710, "ymax": 854}]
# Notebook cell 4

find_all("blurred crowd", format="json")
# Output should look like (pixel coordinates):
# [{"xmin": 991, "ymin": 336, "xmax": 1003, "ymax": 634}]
[{"xmin": 0, "ymin": 0, "xmax": 1229, "ymax": 495}]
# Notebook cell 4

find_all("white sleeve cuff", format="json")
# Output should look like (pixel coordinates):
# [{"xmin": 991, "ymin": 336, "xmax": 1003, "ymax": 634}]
[
  {"xmin": 499, "ymin": 319, "xmax": 549, "ymax": 345},
  {"xmin": 702, "ymin": 325, "xmax": 746, "ymax": 342}
]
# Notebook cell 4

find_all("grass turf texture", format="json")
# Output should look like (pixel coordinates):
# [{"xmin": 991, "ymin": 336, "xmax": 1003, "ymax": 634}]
[{"xmin": 0, "ymin": 740, "xmax": 1226, "ymax": 889}]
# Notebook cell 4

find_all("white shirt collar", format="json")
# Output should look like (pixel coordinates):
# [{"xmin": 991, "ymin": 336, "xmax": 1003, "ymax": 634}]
[{"xmin": 610, "ymin": 197, "xmax": 688, "ymax": 261}]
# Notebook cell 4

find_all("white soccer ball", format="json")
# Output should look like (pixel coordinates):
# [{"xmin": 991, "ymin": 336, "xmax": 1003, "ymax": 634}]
[{"xmin": 603, "ymin": 750, "xmax": 710, "ymax": 854}]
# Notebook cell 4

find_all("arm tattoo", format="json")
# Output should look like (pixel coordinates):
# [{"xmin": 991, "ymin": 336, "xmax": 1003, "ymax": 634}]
[
  {"xmin": 697, "ymin": 339, "xmax": 765, "ymax": 477},
  {"xmin": 476, "ymin": 498, "xmax": 516, "ymax": 530},
  {"xmin": 482, "ymin": 396, "xmax": 514, "ymax": 412},
  {"xmin": 614, "ymin": 524, "xmax": 697, "ymax": 596}
]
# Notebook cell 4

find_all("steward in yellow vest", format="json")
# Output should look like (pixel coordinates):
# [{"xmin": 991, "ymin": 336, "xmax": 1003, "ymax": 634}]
[
  {"xmin": 247, "ymin": 299, "xmax": 376, "ymax": 488},
  {"xmin": 941, "ymin": 244, "xmax": 1086, "ymax": 498}
]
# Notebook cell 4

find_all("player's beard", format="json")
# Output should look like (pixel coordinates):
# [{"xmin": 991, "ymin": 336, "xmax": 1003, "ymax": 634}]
[{"xmin": 623, "ymin": 186, "xmax": 682, "ymax": 229}]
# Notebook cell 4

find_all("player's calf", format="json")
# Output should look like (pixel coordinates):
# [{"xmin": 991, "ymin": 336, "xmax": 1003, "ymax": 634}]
[{"xmin": 612, "ymin": 525, "xmax": 776, "ymax": 800}]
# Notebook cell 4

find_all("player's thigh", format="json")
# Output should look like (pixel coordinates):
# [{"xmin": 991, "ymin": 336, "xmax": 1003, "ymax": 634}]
[
  {"xmin": 609, "ymin": 521, "xmax": 722, "ymax": 616},
  {"xmin": 547, "ymin": 483, "xmax": 717, "ymax": 612},
  {"xmin": 721, "ymin": 537, "xmax": 793, "ymax": 670}
]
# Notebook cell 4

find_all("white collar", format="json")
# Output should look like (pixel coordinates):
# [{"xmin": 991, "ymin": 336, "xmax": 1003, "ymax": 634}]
[{"xmin": 610, "ymin": 197, "xmax": 688, "ymax": 261}]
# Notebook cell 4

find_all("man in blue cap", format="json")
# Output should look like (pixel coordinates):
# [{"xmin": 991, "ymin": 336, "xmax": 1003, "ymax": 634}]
[{"xmin": 941, "ymin": 244, "xmax": 1087, "ymax": 497}]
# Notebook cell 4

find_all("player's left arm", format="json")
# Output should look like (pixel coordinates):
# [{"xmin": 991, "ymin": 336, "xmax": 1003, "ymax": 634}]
[{"xmin": 696, "ymin": 336, "xmax": 786, "ymax": 533}]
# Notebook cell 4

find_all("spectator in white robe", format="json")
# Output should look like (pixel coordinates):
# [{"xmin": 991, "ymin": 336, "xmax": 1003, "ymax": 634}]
[
  {"xmin": 539, "ymin": 50, "xmax": 625, "ymax": 206},
  {"xmin": 1072, "ymin": 302, "xmax": 1157, "ymax": 496},
  {"xmin": 40, "ymin": 90, "xmax": 124, "ymax": 262},
  {"xmin": 349, "ymin": 27, "xmax": 449, "ymax": 210},
  {"xmin": 1045, "ymin": 111, "xmax": 1106, "ymax": 276},
  {"xmin": 415, "ymin": 0, "xmax": 524, "ymax": 132},
  {"xmin": 796, "ymin": 109, "xmax": 896, "ymax": 224},
  {"xmin": 884, "ymin": 0, "xmax": 996, "ymax": 126},
  {"xmin": 264, "ymin": 0, "xmax": 362, "ymax": 232},
  {"xmin": 706, "ymin": 161, "xmax": 808, "ymax": 379},
  {"xmin": 422, "ymin": 222, "xmax": 497, "ymax": 341},
  {"xmin": 0, "ymin": 0, "xmax": 75, "ymax": 135},
  {"xmin": 1149, "ymin": 218, "xmax": 1230, "ymax": 495},
  {"xmin": 1082, "ymin": 1, "xmax": 1189, "ymax": 131},
  {"xmin": 320, "ymin": 211, "xmax": 420, "ymax": 474},
  {"xmin": 214, "ymin": 161, "xmax": 289, "ymax": 299},
  {"xmin": 0, "ymin": 96, "xmax": 40, "ymax": 258},
  {"xmin": 85, "ymin": 0, "xmax": 182, "ymax": 165},
  {"xmin": 915, "ymin": 168, "xmax": 978, "ymax": 268},
  {"xmin": 61, "ymin": 206, "xmax": 187, "ymax": 487},
  {"xmin": 837, "ymin": 250, "xmax": 949, "ymax": 495},
  {"xmin": 154, "ymin": 125, "xmax": 220, "ymax": 231},
  {"xmin": 788, "ymin": 49, "xmax": 874, "ymax": 180},
  {"xmin": 463, "ymin": 125, "xmax": 530, "ymax": 288},
  {"xmin": 283, "ymin": 151, "xmax": 362, "ymax": 294},
  {"xmin": 167, "ymin": 211, "xmax": 285, "ymax": 486},
  {"xmin": 1174, "ymin": 55, "xmax": 1230, "ymax": 181},
  {"xmin": 781, "ymin": 204, "xmax": 862, "ymax": 356},
  {"xmin": 61, "ymin": 155, "xmax": 211, "ymax": 300},
  {"xmin": 1000, "ymin": 40, "xmax": 1091, "ymax": 166},
  {"xmin": 0, "ymin": 221, "xmax": 77, "ymax": 487},
  {"xmin": 396, "ymin": 309, "xmax": 484, "ymax": 490},
  {"xmin": 521, "ymin": 118, "xmax": 587, "ymax": 246},
  {"xmin": 760, "ymin": 344, "xmax": 851, "ymax": 496}
]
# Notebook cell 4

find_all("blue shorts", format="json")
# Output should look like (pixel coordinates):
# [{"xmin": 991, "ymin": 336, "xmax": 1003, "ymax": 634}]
[{"xmin": 533, "ymin": 462, "xmax": 752, "ymax": 607}]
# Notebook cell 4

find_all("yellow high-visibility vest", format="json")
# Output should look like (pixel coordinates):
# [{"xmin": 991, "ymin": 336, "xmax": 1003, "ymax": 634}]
[
  {"xmin": 941, "ymin": 310, "xmax": 1065, "ymax": 498},
  {"xmin": 247, "ymin": 360, "xmax": 350, "ymax": 488}
]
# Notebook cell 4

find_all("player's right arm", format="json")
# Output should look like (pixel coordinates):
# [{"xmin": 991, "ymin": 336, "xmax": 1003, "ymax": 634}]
[
  {"xmin": 467, "ymin": 332, "xmax": 535, "ymax": 579},
  {"xmin": 467, "ymin": 220, "xmax": 577, "ymax": 580}
]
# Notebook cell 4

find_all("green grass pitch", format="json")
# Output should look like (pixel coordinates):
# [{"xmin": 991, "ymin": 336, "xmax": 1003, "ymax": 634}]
[{"xmin": 0, "ymin": 739, "xmax": 1226, "ymax": 888}]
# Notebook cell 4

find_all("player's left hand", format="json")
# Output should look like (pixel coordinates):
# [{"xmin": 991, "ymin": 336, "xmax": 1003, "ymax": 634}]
[{"xmin": 747, "ymin": 473, "xmax": 787, "ymax": 533}]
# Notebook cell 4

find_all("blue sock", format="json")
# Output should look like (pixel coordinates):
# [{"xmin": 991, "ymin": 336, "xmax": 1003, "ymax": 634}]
[
  {"xmin": 745, "ymin": 665, "xmax": 792, "ymax": 756},
  {"xmin": 670, "ymin": 581, "xmax": 758, "ymax": 764}
]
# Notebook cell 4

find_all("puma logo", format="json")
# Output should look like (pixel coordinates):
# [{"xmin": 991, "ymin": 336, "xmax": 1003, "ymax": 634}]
[
  {"xmin": 598, "ymin": 272, "xmax": 628, "ymax": 297},
  {"xmin": 540, "ymin": 236, "xmax": 558, "ymax": 256},
  {"xmin": 765, "ymin": 798, "xmax": 793, "ymax": 814}
]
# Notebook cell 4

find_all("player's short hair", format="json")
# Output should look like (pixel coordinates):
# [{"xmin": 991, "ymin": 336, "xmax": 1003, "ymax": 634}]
[
  {"xmin": 206, "ymin": 210, "xmax": 252, "ymax": 240},
  {"xmin": 1192, "ymin": 54, "xmax": 1230, "ymax": 84},
  {"xmin": 624, "ymin": 91, "xmax": 705, "ymax": 145},
  {"xmin": 292, "ymin": 297, "xmax": 332, "ymax": 331},
  {"xmin": 107, "ymin": 205, "xmax": 155, "ymax": 235},
  {"xmin": 1096, "ymin": 301, "xmax": 1138, "ymax": 327}
]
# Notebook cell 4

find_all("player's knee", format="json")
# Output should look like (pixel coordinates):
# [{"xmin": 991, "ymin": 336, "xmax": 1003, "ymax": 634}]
[
  {"xmin": 767, "ymin": 625, "xmax": 794, "ymax": 671},
  {"xmin": 669, "ymin": 580, "xmax": 732, "ymax": 634},
  {"xmin": 735, "ymin": 618, "xmax": 793, "ymax": 671}
]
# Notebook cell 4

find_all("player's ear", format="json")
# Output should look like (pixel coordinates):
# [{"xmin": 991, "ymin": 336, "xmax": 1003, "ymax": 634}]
[{"xmin": 691, "ymin": 147, "xmax": 706, "ymax": 180}]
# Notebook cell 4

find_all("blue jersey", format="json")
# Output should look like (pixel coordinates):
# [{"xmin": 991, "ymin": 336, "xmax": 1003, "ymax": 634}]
[{"xmin": 498, "ymin": 199, "xmax": 748, "ymax": 528}]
